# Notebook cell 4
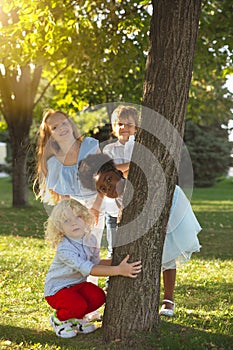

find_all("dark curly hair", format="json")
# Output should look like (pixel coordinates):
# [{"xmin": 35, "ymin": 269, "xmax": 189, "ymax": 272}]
[{"xmin": 78, "ymin": 153, "xmax": 118, "ymax": 191}]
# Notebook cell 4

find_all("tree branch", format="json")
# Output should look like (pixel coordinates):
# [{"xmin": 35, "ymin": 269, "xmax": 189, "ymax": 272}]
[{"xmin": 33, "ymin": 64, "xmax": 69, "ymax": 108}]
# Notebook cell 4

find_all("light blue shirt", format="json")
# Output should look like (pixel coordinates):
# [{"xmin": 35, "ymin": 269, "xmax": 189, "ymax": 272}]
[
  {"xmin": 44, "ymin": 234, "xmax": 100, "ymax": 297},
  {"xmin": 46, "ymin": 137, "xmax": 99, "ymax": 200}
]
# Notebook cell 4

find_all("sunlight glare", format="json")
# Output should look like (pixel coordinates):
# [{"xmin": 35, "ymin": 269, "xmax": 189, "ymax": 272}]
[{"xmin": 0, "ymin": 64, "xmax": 6, "ymax": 75}]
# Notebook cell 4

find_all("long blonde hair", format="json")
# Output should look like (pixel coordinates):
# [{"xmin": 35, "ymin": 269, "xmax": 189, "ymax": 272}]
[
  {"xmin": 33, "ymin": 109, "xmax": 81, "ymax": 202},
  {"xmin": 45, "ymin": 199, "xmax": 94, "ymax": 249}
]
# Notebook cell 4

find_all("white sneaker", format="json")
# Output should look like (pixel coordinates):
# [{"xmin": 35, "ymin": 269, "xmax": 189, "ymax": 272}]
[
  {"xmin": 71, "ymin": 318, "xmax": 97, "ymax": 334},
  {"xmin": 50, "ymin": 314, "xmax": 77, "ymax": 338},
  {"xmin": 84, "ymin": 310, "xmax": 101, "ymax": 322}
]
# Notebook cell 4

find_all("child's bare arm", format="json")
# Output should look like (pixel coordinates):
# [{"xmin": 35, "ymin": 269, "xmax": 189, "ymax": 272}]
[
  {"xmin": 98, "ymin": 258, "xmax": 112, "ymax": 266},
  {"xmin": 115, "ymin": 162, "xmax": 130, "ymax": 174},
  {"xmin": 90, "ymin": 255, "xmax": 142, "ymax": 278},
  {"xmin": 90, "ymin": 193, "xmax": 104, "ymax": 224}
]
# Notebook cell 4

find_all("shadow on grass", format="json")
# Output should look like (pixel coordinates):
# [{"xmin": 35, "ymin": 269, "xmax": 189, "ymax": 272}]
[
  {"xmin": 0, "ymin": 322, "xmax": 233, "ymax": 350},
  {"xmin": 0, "ymin": 324, "xmax": 105, "ymax": 350}
]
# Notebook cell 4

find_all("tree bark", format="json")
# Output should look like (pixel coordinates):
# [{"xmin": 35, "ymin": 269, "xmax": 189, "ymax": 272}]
[
  {"xmin": 9, "ymin": 123, "xmax": 30, "ymax": 207},
  {"xmin": 103, "ymin": 0, "xmax": 201, "ymax": 344}
]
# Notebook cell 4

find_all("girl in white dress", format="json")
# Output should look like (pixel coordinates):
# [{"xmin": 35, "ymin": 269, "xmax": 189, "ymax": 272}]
[{"xmin": 78, "ymin": 151, "xmax": 201, "ymax": 317}]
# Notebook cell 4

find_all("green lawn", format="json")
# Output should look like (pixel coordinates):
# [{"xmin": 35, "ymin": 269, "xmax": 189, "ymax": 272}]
[{"xmin": 0, "ymin": 176, "xmax": 232, "ymax": 350}]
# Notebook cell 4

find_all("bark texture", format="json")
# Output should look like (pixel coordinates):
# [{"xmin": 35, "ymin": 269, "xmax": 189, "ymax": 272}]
[{"xmin": 103, "ymin": 0, "xmax": 202, "ymax": 344}]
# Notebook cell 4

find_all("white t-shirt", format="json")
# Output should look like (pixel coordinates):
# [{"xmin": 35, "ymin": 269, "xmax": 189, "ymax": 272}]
[
  {"xmin": 103, "ymin": 140, "xmax": 125, "ymax": 164},
  {"xmin": 103, "ymin": 140, "xmax": 126, "ymax": 217},
  {"xmin": 124, "ymin": 135, "xmax": 135, "ymax": 161}
]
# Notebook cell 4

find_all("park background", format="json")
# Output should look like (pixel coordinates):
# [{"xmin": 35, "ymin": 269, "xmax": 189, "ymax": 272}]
[{"xmin": 0, "ymin": 0, "xmax": 233, "ymax": 349}]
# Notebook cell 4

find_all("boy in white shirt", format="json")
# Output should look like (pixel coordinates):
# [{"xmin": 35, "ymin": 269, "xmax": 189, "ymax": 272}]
[{"xmin": 102, "ymin": 105, "xmax": 139, "ymax": 258}]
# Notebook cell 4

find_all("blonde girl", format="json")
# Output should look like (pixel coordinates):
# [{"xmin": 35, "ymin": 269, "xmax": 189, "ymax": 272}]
[
  {"xmin": 33, "ymin": 109, "xmax": 104, "ymax": 249},
  {"xmin": 34, "ymin": 109, "xmax": 81, "ymax": 204}
]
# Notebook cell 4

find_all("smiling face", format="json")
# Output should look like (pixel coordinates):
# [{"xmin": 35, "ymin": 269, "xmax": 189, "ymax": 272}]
[
  {"xmin": 46, "ymin": 113, "xmax": 75, "ymax": 143},
  {"xmin": 60, "ymin": 207, "xmax": 86, "ymax": 239},
  {"xmin": 95, "ymin": 170, "xmax": 125, "ymax": 198},
  {"xmin": 113, "ymin": 115, "xmax": 137, "ymax": 144}
]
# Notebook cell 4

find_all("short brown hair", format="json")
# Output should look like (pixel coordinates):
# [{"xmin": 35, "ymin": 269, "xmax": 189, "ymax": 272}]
[{"xmin": 111, "ymin": 105, "xmax": 139, "ymax": 132}]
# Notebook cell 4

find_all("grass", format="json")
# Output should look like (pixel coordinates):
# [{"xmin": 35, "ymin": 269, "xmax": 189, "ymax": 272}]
[{"xmin": 0, "ymin": 176, "xmax": 233, "ymax": 349}]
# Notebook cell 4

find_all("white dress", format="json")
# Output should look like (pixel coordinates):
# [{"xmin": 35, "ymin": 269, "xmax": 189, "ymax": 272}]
[
  {"xmin": 105, "ymin": 137, "xmax": 202, "ymax": 270},
  {"xmin": 116, "ymin": 136, "xmax": 201, "ymax": 270},
  {"xmin": 162, "ymin": 185, "xmax": 201, "ymax": 270}
]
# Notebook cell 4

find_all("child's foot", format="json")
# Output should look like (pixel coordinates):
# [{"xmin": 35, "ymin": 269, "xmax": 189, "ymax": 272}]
[
  {"xmin": 84, "ymin": 310, "xmax": 101, "ymax": 322},
  {"xmin": 71, "ymin": 318, "xmax": 97, "ymax": 334},
  {"xmin": 104, "ymin": 277, "xmax": 109, "ymax": 290},
  {"xmin": 50, "ymin": 314, "xmax": 77, "ymax": 338},
  {"xmin": 159, "ymin": 299, "xmax": 175, "ymax": 317}
]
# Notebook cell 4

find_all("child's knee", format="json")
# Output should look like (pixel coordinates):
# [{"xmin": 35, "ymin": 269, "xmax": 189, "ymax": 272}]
[{"xmin": 88, "ymin": 283, "xmax": 106, "ymax": 307}]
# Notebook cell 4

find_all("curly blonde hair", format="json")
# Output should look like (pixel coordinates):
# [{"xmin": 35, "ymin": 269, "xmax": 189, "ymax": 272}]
[
  {"xmin": 44, "ymin": 199, "xmax": 95, "ymax": 249},
  {"xmin": 33, "ymin": 109, "xmax": 81, "ymax": 203}
]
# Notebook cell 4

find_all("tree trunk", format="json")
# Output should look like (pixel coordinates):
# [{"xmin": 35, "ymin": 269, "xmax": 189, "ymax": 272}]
[
  {"xmin": 0, "ymin": 65, "xmax": 42, "ymax": 207},
  {"xmin": 8, "ymin": 122, "xmax": 30, "ymax": 207},
  {"xmin": 103, "ymin": 0, "xmax": 201, "ymax": 344}
]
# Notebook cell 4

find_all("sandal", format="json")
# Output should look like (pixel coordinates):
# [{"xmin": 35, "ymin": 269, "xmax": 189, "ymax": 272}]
[{"xmin": 159, "ymin": 299, "xmax": 175, "ymax": 317}]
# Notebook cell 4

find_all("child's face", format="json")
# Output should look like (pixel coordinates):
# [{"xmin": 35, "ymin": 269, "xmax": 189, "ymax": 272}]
[
  {"xmin": 61, "ymin": 207, "xmax": 86, "ymax": 239},
  {"xmin": 46, "ymin": 113, "xmax": 74, "ymax": 143},
  {"xmin": 95, "ymin": 170, "xmax": 125, "ymax": 198},
  {"xmin": 113, "ymin": 116, "xmax": 137, "ymax": 144}
]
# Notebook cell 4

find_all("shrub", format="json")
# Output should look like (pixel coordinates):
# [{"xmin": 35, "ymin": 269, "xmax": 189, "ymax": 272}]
[{"xmin": 182, "ymin": 120, "xmax": 232, "ymax": 187}]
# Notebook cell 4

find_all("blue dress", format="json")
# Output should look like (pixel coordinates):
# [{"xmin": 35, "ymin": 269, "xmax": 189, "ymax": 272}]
[
  {"xmin": 44, "ymin": 137, "xmax": 99, "ymax": 204},
  {"xmin": 162, "ymin": 185, "xmax": 201, "ymax": 270},
  {"xmin": 42, "ymin": 137, "xmax": 105, "ymax": 254}
]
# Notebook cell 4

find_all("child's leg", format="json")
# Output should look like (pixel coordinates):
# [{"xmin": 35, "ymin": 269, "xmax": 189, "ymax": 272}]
[
  {"xmin": 160, "ymin": 268, "xmax": 176, "ymax": 316},
  {"xmin": 45, "ymin": 282, "xmax": 105, "ymax": 321},
  {"xmin": 87, "ymin": 205, "xmax": 105, "ymax": 285},
  {"xmin": 162, "ymin": 268, "xmax": 176, "ymax": 307},
  {"xmin": 105, "ymin": 213, "xmax": 117, "ymax": 258},
  {"xmin": 78, "ymin": 282, "xmax": 106, "ymax": 315},
  {"xmin": 46, "ymin": 284, "xmax": 88, "ymax": 320}
]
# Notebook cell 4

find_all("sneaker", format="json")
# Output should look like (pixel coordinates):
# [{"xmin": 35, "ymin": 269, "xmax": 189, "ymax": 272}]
[
  {"xmin": 84, "ymin": 310, "xmax": 101, "ymax": 322},
  {"xmin": 70, "ymin": 318, "xmax": 97, "ymax": 334},
  {"xmin": 50, "ymin": 314, "xmax": 77, "ymax": 338}
]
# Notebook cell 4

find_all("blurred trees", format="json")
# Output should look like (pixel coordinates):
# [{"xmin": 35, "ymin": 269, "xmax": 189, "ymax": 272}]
[
  {"xmin": 0, "ymin": 0, "xmax": 80, "ymax": 206},
  {"xmin": 184, "ymin": 0, "xmax": 233, "ymax": 185},
  {"xmin": 0, "ymin": 0, "xmax": 232, "ymax": 206},
  {"xmin": 182, "ymin": 120, "xmax": 232, "ymax": 187},
  {"xmin": 0, "ymin": 0, "xmax": 149, "ymax": 206}
]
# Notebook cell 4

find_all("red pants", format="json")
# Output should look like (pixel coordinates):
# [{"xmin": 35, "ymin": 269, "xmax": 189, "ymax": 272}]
[{"xmin": 45, "ymin": 282, "xmax": 106, "ymax": 321}]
